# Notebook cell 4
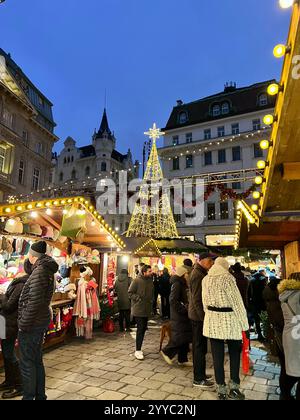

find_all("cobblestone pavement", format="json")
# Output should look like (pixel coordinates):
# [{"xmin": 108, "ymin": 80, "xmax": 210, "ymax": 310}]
[{"xmin": 0, "ymin": 319, "xmax": 281, "ymax": 401}]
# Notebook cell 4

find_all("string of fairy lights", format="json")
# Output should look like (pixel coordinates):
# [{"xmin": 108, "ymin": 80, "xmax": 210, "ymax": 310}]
[{"xmin": 235, "ymin": 0, "xmax": 298, "ymax": 248}]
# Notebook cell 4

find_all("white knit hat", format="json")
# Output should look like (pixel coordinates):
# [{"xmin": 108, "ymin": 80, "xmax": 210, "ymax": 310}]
[{"xmin": 214, "ymin": 257, "xmax": 230, "ymax": 271}]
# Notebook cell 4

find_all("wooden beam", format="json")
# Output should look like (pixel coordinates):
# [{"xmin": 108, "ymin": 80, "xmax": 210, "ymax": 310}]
[
  {"xmin": 283, "ymin": 162, "xmax": 300, "ymax": 180},
  {"xmin": 39, "ymin": 213, "xmax": 61, "ymax": 230}
]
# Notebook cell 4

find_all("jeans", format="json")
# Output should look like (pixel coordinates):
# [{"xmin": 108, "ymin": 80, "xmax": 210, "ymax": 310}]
[
  {"xmin": 160, "ymin": 295, "xmax": 170, "ymax": 319},
  {"xmin": 18, "ymin": 326, "xmax": 48, "ymax": 401},
  {"xmin": 163, "ymin": 342, "xmax": 189, "ymax": 363},
  {"xmin": 135, "ymin": 317, "xmax": 148, "ymax": 351},
  {"xmin": 192, "ymin": 321, "xmax": 208, "ymax": 382},
  {"xmin": 119, "ymin": 310, "xmax": 131, "ymax": 331},
  {"xmin": 210, "ymin": 339, "xmax": 242, "ymax": 385},
  {"xmin": 1, "ymin": 337, "xmax": 18, "ymax": 365}
]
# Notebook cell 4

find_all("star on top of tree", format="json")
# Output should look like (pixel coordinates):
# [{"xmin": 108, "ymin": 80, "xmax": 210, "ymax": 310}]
[{"xmin": 144, "ymin": 123, "xmax": 165, "ymax": 142}]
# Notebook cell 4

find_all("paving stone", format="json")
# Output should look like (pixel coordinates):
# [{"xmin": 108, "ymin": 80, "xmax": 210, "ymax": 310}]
[
  {"xmin": 141, "ymin": 390, "xmax": 168, "ymax": 400},
  {"xmin": 135, "ymin": 370, "xmax": 155, "ymax": 379},
  {"xmin": 153, "ymin": 365, "xmax": 173, "ymax": 373},
  {"xmin": 120, "ymin": 385, "xmax": 148, "ymax": 397},
  {"xmin": 151, "ymin": 373, "xmax": 176, "ymax": 383},
  {"xmin": 118, "ymin": 367, "xmax": 141, "ymax": 375},
  {"xmin": 78, "ymin": 386, "xmax": 104, "ymax": 398},
  {"xmin": 82, "ymin": 377, "xmax": 109, "ymax": 387},
  {"xmin": 181, "ymin": 387, "xmax": 203, "ymax": 399},
  {"xmin": 44, "ymin": 359, "xmax": 60, "ymax": 368},
  {"xmin": 172, "ymin": 376, "xmax": 193, "ymax": 387},
  {"xmin": 84, "ymin": 362, "xmax": 107, "ymax": 370},
  {"xmin": 46, "ymin": 378, "xmax": 68, "ymax": 389},
  {"xmin": 138, "ymin": 380, "xmax": 164, "ymax": 390},
  {"xmin": 268, "ymin": 394, "xmax": 280, "ymax": 400},
  {"xmin": 57, "ymin": 393, "xmax": 86, "ymax": 400},
  {"xmin": 199, "ymin": 391, "xmax": 218, "ymax": 400},
  {"xmin": 47, "ymin": 369, "xmax": 70, "ymax": 380},
  {"xmin": 240, "ymin": 380, "xmax": 255, "ymax": 391},
  {"xmin": 166, "ymin": 394, "xmax": 193, "ymax": 400},
  {"xmin": 85, "ymin": 369, "xmax": 105, "ymax": 378},
  {"xmin": 46, "ymin": 389, "xmax": 66, "ymax": 400},
  {"xmin": 244, "ymin": 390, "xmax": 268, "ymax": 401},
  {"xmin": 268, "ymin": 378, "xmax": 280, "ymax": 387},
  {"xmin": 102, "ymin": 372, "xmax": 125, "ymax": 381},
  {"xmin": 118, "ymin": 360, "xmax": 141, "ymax": 368},
  {"xmin": 253, "ymin": 365, "xmax": 266, "ymax": 371},
  {"xmin": 124, "ymin": 396, "xmax": 146, "ymax": 400},
  {"xmin": 64, "ymin": 373, "xmax": 89, "ymax": 383},
  {"xmin": 68, "ymin": 366, "xmax": 92, "ymax": 374},
  {"xmin": 160, "ymin": 383, "xmax": 184, "ymax": 395},
  {"xmin": 265, "ymin": 366, "xmax": 281, "ymax": 374},
  {"xmin": 53, "ymin": 362, "xmax": 75, "ymax": 372},
  {"xmin": 247, "ymin": 376, "xmax": 268, "ymax": 385},
  {"xmin": 253, "ymin": 371, "xmax": 275, "ymax": 380},
  {"xmin": 100, "ymin": 381, "xmax": 126, "ymax": 391},
  {"xmin": 58, "ymin": 382, "xmax": 86, "ymax": 393},
  {"xmin": 120, "ymin": 375, "xmax": 144, "ymax": 386},
  {"xmin": 97, "ymin": 391, "xmax": 127, "ymax": 400},
  {"xmin": 253, "ymin": 384, "xmax": 278, "ymax": 394}
]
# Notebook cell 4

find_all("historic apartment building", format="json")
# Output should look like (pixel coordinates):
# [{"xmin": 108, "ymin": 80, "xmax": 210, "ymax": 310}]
[
  {"xmin": 53, "ymin": 109, "xmax": 139, "ymax": 234},
  {"xmin": 159, "ymin": 81, "xmax": 276, "ymax": 245},
  {"xmin": 0, "ymin": 48, "xmax": 57, "ymax": 202}
]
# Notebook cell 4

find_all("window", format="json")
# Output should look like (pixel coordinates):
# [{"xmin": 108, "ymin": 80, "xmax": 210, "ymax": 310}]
[
  {"xmin": 67, "ymin": 157, "xmax": 70, "ymax": 163},
  {"xmin": 85, "ymin": 166, "xmax": 90, "ymax": 176},
  {"xmin": 186, "ymin": 155, "xmax": 193, "ymax": 168},
  {"xmin": 71, "ymin": 156, "xmax": 74, "ymax": 162},
  {"xmin": 212, "ymin": 105, "xmax": 221, "ymax": 117},
  {"xmin": 178, "ymin": 111, "xmax": 188, "ymax": 124},
  {"xmin": 2, "ymin": 109, "xmax": 14, "ymax": 128},
  {"xmin": 231, "ymin": 123, "xmax": 240, "ymax": 135},
  {"xmin": 59, "ymin": 172, "xmax": 63, "ymax": 182},
  {"xmin": 18, "ymin": 160, "xmax": 25, "ymax": 184},
  {"xmin": 172, "ymin": 157, "xmax": 180, "ymax": 171},
  {"xmin": 125, "ymin": 222, "xmax": 129, "ymax": 231},
  {"xmin": 35, "ymin": 142, "xmax": 43, "ymax": 155},
  {"xmin": 220, "ymin": 202, "xmax": 229, "ymax": 220},
  {"xmin": 173, "ymin": 136, "xmax": 179, "ymax": 146},
  {"xmin": 207, "ymin": 203, "xmax": 216, "ymax": 221},
  {"xmin": 0, "ymin": 147, "xmax": 5, "ymax": 172},
  {"xmin": 186, "ymin": 133, "xmax": 193, "ymax": 144},
  {"xmin": 204, "ymin": 151, "xmax": 212, "ymax": 166},
  {"xmin": 22, "ymin": 130, "xmax": 28, "ymax": 143},
  {"xmin": 259, "ymin": 94, "xmax": 268, "ymax": 106},
  {"xmin": 38, "ymin": 97, "xmax": 44, "ymax": 107},
  {"xmin": 252, "ymin": 119, "xmax": 261, "ymax": 131},
  {"xmin": 232, "ymin": 146, "xmax": 241, "ymax": 161},
  {"xmin": 120, "ymin": 223, "xmax": 123, "ymax": 232},
  {"xmin": 232, "ymin": 182, "xmax": 241, "ymax": 190},
  {"xmin": 218, "ymin": 149, "xmax": 226, "ymax": 164},
  {"xmin": 101, "ymin": 162, "xmax": 107, "ymax": 172},
  {"xmin": 32, "ymin": 168, "xmax": 40, "ymax": 191},
  {"xmin": 222, "ymin": 102, "xmax": 230, "ymax": 115},
  {"xmin": 112, "ymin": 220, "xmax": 116, "ymax": 230},
  {"xmin": 64, "ymin": 157, "xmax": 67, "ymax": 164},
  {"xmin": 218, "ymin": 126, "xmax": 225, "ymax": 137},
  {"xmin": 71, "ymin": 169, "xmax": 76, "ymax": 180},
  {"xmin": 204, "ymin": 129, "xmax": 211, "ymax": 140},
  {"xmin": 254, "ymin": 143, "xmax": 263, "ymax": 158}
]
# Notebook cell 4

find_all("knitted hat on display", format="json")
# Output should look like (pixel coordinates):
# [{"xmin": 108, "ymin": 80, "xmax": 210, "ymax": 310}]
[{"xmin": 29, "ymin": 241, "xmax": 47, "ymax": 258}]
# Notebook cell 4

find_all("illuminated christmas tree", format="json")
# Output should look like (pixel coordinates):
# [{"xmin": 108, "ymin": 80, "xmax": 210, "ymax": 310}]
[{"xmin": 126, "ymin": 124, "xmax": 179, "ymax": 238}]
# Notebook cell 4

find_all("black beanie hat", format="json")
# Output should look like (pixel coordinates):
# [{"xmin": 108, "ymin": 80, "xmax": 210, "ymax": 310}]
[{"xmin": 30, "ymin": 241, "xmax": 47, "ymax": 257}]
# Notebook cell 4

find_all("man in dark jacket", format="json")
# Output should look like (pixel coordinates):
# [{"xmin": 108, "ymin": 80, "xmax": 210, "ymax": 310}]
[
  {"xmin": 18, "ymin": 241, "xmax": 58, "ymax": 401},
  {"xmin": 249, "ymin": 269, "xmax": 267, "ymax": 342},
  {"xmin": 161, "ymin": 266, "xmax": 192, "ymax": 366},
  {"xmin": 0, "ymin": 259, "xmax": 31, "ymax": 399},
  {"xmin": 158, "ymin": 268, "xmax": 171, "ymax": 319},
  {"xmin": 115, "ymin": 269, "xmax": 132, "ymax": 332},
  {"xmin": 231, "ymin": 263, "xmax": 250, "ymax": 309},
  {"xmin": 189, "ymin": 253, "xmax": 215, "ymax": 389},
  {"xmin": 128, "ymin": 265, "xmax": 153, "ymax": 361}
]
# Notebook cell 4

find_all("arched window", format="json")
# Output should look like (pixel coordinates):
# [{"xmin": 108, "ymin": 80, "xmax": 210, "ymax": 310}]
[
  {"xmin": 71, "ymin": 169, "xmax": 76, "ymax": 180},
  {"xmin": 64, "ymin": 157, "xmax": 67, "ymax": 164},
  {"xmin": 221, "ymin": 102, "xmax": 230, "ymax": 115},
  {"xmin": 259, "ymin": 94, "xmax": 268, "ymax": 106},
  {"xmin": 178, "ymin": 111, "xmax": 188, "ymax": 124},
  {"xmin": 71, "ymin": 156, "xmax": 74, "ymax": 162},
  {"xmin": 85, "ymin": 166, "xmax": 90, "ymax": 176},
  {"xmin": 112, "ymin": 219, "xmax": 116, "ymax": 229},
  {"xmin": 59, "ymin": 172, "xmax": 63, "ymax": 182},
  {"xmin": 101, "ymin": 162, "xmax": 107, "ymax": 172},
  {"xmin": 212, "ymin": 104, "xmax": 221, "ymax": 117},
  {"xmin": 67, "ymin": 157, "xmax": 70, "ymax": 163}
]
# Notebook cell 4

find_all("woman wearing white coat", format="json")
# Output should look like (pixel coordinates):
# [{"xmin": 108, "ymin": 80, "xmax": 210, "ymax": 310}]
[{"xmin": 202, "ymin": 258, "xmax": 249, "ymax": 400}]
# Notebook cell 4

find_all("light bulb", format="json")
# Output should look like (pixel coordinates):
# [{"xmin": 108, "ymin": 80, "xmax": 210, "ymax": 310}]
[
  {"xmin": 273, "ymin": 44, "xmax": 286, "ymax": 58},
  {"xmin": 30, "ymin": 211, "xmax": 38, "ymax": 218},
  {"xmin": 46, "ymin": 209, "xmax": 52, "ymax": 216},
  {"xmin": 255, "ymin": 176, "xmax": 264, "ymax": 185},
  {"xmin": 267, "ymin": 83, "xmax": 280, "ymax": 96},
  {"xmin": 8, "ymin": 219, "xmax": 15, "ymax": 226},
  {"xmin": 252, "ymin": 191, "xmax": 261, "ymax": 200},
  {"xmin": 279, "ymin": 0, "xmax": 295, "ymax": 8},
  {"xmin": 251, "ymin": 204, "xmax": 259, "ymax": 212},
  {"xmin": 257, "ymin": 160, "xmax": 267, "ymax": 170},
  {"xmin": 260, "ymin": 140, "xmax": 270, "ymax": 150},
  {"xmin": 263, "ymin": 115, "xmax": 274, "ymax": 126}
]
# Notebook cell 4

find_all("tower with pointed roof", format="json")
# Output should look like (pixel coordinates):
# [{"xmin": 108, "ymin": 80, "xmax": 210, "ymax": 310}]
[{"xmin": 93, "ymin": 108, "xmax": 116, "ymax": 174}]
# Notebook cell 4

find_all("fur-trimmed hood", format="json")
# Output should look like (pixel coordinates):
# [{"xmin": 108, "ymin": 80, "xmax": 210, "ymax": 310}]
[{"xmin": 278, "ymin": 279, "xmax": 300, "ymax": 294}]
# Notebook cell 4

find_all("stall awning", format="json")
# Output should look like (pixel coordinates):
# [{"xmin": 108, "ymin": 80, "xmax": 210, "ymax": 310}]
[{"xmin": 0, "ymin": 197, "xmax": 125, "ymax": 250}]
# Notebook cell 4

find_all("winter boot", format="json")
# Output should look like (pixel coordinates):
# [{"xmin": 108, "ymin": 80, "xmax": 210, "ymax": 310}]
[
  {"xmin": 2, "ymin": 362, "xmax": 23, "ymax": 399},
  {"xmin": 217, "ymin": 384, "xmax": 228, "ymax": 400},
  {"xmin": 228, "ymin": 381, "xmax": 245, "ymax": 400}
]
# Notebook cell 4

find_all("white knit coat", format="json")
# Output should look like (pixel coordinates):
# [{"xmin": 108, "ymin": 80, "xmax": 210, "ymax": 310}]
[{"xmin": 202, "ymin": 264, "xmax": 249, "ymax": 341}]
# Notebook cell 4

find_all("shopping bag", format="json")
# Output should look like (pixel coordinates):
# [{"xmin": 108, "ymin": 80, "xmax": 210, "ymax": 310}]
[
  {"xmin": 103, "ymin": 318, "xmax": 115, "ymax": 333},
  {"xmin": 242, "ymin": 331, "xmax": 250, "ymax": 375}
]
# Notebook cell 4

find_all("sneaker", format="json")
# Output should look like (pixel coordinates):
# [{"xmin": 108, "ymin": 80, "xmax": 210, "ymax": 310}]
[
  {"xmin": 228, "ymin": 389, "xmax": 245, "ymax": 400},
  {"xmin": 178, "ymin": 361, "xmax": 193, "ymax": 367},
  {"xmin": 2, "ymin": 389, "xmax": 23, "ymax": 399},
  {"xmin": 206, "ymin": 374, "xmax": 214, "ymax": 381},
  {"xmin": 135, "ymin": 351, "xmax": 144, "ymax": 361},
  {"xmin": 0, "ymin": 382, "xmax": 13, "ymax": 392},
  {"xmin": 160, "ymin": 351, "xmax": 174, "ymax": 365},
  {"xmin": 193, "ymin": 379, "xmax": 215, "ymax": 390},
  {"xmin": 217, "ymin": 384, "xmax": 228, "ymax": 400}
]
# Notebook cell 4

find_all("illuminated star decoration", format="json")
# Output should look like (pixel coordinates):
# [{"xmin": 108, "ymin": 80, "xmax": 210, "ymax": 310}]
[{"xmin": 144, "ymin": 123, "xmax": 165, "ymax": 142}]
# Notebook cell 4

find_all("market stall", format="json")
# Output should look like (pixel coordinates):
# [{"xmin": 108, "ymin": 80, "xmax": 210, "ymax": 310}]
[{"xmin": 0, "ymin": 196, "xmax": 125, "ymax": 365}]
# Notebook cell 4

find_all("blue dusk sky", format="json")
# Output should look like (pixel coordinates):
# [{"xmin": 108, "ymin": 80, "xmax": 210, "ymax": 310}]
[{"xmin": 0, "ymin": 0, "xmax": 291, "ymax": 161}]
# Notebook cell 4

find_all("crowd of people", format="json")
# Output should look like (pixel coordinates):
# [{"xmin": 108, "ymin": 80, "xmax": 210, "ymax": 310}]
[{"xmin": 119, "ymin": 256, "xmax": 300, "ymax": 401}]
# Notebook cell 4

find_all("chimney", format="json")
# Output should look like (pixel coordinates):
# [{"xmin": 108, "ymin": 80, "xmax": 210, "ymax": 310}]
[
  {"xmin": 224, "ymin": 82, "xmax": 237, "ymax": 93},
  {"xmin": 176, "ymin": 99, "xmax": 183, "ymax": 106}
]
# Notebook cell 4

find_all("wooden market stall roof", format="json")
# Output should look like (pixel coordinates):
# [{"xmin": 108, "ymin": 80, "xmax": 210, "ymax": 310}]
[
  {"xmin": 236, "ymin": 4, "xmax": 300, "ymax": 250},
  {"xmin": 0, "ymin": 196, "xmax": 125, "ymax": 250}
]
